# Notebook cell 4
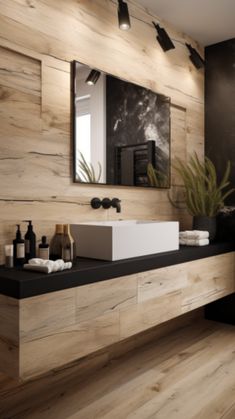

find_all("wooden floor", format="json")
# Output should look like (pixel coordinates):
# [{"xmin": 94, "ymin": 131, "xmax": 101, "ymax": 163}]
[{"xmin": 0, "ymin": 319, "xmax": 235, "ymax": 419}]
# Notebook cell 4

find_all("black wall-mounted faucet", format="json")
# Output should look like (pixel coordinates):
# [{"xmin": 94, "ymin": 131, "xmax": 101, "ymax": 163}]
[
  {"xmin": 111, "ymin": 198, "xmax": 121, "ymax": 213},
  {"xmin": 91, "ymin": 197, "xmax": 122, "ymax": 213}
]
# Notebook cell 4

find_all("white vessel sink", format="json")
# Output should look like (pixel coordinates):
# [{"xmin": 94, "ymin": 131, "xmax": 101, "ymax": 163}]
[{"xmin": 71, "ymin": 220, "xmax": 179, "ymax": 261}]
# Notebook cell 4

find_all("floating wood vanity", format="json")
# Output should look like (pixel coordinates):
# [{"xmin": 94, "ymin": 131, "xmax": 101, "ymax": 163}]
[{"xmin": 0, "ymin": 242, "xmax": 234, "ymax": 381}]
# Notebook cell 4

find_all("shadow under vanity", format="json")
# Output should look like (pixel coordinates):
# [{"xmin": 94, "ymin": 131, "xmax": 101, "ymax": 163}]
[{"xmin": 0, "ymin": 241, "xmax": 234, "ymax": 381}]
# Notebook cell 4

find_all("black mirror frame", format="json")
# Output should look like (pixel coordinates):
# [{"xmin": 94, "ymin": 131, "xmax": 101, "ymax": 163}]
[{"xmin": 71, "ymin": 60, "xmax": 171, "ymax": 189}]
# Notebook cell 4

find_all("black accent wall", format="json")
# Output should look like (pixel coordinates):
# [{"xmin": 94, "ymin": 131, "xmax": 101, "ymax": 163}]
[{"xmin": 205, "ymin": 38, "xmax": 235, "ymax": 204}]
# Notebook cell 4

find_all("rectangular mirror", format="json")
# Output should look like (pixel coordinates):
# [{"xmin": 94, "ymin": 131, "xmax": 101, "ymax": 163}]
[{"xmin": 72, "ymin": 61, "xmax": 171, "ymax": 188}]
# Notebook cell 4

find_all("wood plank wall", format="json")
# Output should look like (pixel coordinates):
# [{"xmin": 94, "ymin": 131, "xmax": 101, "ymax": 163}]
[{"xmin": 0, "ymin": 0, "xmax": 204, "ymax": 263}]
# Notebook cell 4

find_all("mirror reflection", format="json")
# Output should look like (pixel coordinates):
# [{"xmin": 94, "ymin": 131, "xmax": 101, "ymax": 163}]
[{"xmin": 73, "ymin": 61, "xmax": 171, "ymax": 188}]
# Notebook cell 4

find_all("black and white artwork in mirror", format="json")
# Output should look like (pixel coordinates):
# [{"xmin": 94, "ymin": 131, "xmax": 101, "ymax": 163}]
[{"xmin": 73, "ymin": 61, "xmax": 171, "ymax": 188}]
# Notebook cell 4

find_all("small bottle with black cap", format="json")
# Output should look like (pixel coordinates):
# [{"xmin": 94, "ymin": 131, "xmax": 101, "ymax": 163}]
[
  {"xmin": 23, "ymin": 220, "xmax": 36, "ymax": 262},
  {"xmin": 13, "ymin": 224, "xmax": 25, "ymax": 267},
  {"xmin": 39, "ymin": 236, "xmax": 49, "ymax": 260}
]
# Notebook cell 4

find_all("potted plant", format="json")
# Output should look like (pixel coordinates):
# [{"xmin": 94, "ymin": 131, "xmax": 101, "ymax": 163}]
[{"xmin": 173, "ymin": 153, "xmax": 235, "ymax": 240}]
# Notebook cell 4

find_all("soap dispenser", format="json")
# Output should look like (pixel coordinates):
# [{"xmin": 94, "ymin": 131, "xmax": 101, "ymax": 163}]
[
  {"xmin": 13, "ymin": 224, "xmax": 25, "ymax": 267},
  {"xmin": 23, "ymin": 220, "xmax": 36, "ymax": 262}
]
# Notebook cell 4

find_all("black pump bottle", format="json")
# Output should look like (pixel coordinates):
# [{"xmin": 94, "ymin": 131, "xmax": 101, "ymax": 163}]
[{"xmin": 23, "ymin": 220, "xmax": 36, "ymax": 262}]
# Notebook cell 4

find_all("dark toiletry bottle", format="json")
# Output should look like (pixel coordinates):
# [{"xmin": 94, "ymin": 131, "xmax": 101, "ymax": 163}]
[
  {"xmin": 62, "ymin": 224, "xmax": 75, "ymax": 262},
  {"xmin": 39, "ymin": 236, "xmax": 49, "ymax": 260},
  {"xmin": 13, "ymin": 224, "xmax": 25, "ymax": 267},
  {"xmin": 50, "ymin": 224, "xmax": 64, "ymax": 260},
  {"xmin": 23, "ymin": 220, "xmax": 36, "ymax": 262}
]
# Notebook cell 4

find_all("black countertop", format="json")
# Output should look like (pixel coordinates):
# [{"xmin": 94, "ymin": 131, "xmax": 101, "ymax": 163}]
[{"xmin": 0, "ymin": 241, "xmax": 234, "ymax": 299}]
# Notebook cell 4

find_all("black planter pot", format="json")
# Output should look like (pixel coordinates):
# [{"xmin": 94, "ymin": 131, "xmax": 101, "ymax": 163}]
[{"xmin": 193, "ymin": 216, "xmax": 217, "ymax": 241}]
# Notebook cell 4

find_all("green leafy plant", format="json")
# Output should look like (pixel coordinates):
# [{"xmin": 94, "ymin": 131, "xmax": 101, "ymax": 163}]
[
  {"xmin": 147, "ymin": 163, "xmax": 169, "ymax": 188},
  {"xmin": 173, "ymin": 153, "xmax": 235, "ymax": 217},
  {"xmin": 76, "ymin": 152, "xmax": 102, "ymax": 183}
]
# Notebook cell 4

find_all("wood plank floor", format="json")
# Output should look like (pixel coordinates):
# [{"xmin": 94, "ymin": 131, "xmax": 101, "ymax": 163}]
[{"xmin": 0, "ymin": 319, "xmax": 235, "ymax": 419}]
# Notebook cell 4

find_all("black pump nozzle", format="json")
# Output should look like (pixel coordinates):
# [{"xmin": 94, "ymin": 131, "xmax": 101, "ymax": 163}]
[
  {"xmin": 16, "ymin": 224, "xmax": 22, "ymax": 240},
  {"xmin": 23, "ymin": 220, "xmax": 36, "ymax": 260},
  {"xmin": 23, "ymin": 220, "xmax": 33, "ymax": 231}
]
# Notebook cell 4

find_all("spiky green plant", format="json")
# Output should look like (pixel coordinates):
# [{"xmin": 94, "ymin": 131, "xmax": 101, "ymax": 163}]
[
  {"xmin": 76, "ymin": 152, "xmax": 102, "ymax": 183},
  {"xmin": 147, "ymin": 163, "xmax": 169, "ymax": 188},
  {"xmin": 173, "ymin": 153, "xmax": 234, "ymax": 216}
]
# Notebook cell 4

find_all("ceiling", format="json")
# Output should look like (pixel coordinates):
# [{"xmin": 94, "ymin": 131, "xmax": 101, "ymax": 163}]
[{"xmin": 135, "ymin": 0, "xmax": 235, "ymax": 46}]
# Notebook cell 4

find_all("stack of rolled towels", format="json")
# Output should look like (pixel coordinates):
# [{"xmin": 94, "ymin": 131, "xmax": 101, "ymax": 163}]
[{"xmin": 179, "ymin": 230, "xmax": 209, "ymax": 246}]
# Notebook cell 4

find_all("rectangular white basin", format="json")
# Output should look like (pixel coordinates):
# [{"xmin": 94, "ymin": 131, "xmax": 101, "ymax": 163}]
[{"xmin": 71, "ymin": 220, "xmax": 179, "ymax": 261}]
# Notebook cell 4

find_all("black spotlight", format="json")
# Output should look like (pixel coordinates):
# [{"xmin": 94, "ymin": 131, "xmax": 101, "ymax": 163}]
[
  {"xmin": 186, "ymin": 43, "xmax": 205, "ymax": 69},
  {"xmin": 85, "ymin": 70, "xmax": 101, "ymax": 86},
  {"xmin": 152, "ymin": 22, "xmax": 175, "ymax": 52},
  {"xmin": 118, "ymin": 0, "xmax": 131, "ymax": 31}
]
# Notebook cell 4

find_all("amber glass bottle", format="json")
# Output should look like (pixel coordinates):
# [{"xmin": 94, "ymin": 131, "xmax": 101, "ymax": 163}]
[
  {"xmin": 62, "ymin": 224, "xmax": 75, "ymax": 262},
  {"xmin": 50, "ymin": 224, "xmax": 64, "ymax": 260}
]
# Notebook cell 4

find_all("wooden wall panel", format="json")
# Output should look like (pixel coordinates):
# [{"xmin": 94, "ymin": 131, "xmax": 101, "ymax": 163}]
[
  {"xmin": 0, "ymin": 0, "xmax": 204, "ymax": 264},
  {"xmin": 0, "ymin": 46, "xmax": 41, "ymax": 161},
  {"xmin": 171, "ymin": 104, "xmax": 187, "ymax": 185}
]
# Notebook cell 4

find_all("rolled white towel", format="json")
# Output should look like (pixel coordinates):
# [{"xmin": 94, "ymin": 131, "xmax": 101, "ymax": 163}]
[
  {"xmin": 179, "ymin": 230, "xmax": 209, "ymax": 240},
  {"xmin": 24, "ymin": 265, "xmax": 51, "ymax": 274},
  {"xmin": 24, "ymin": 258, "xmax": 72, "ymax": 274},
  {"xmin": 180, "ymin": 238, "xmax": 209, "ymax": 246}
]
